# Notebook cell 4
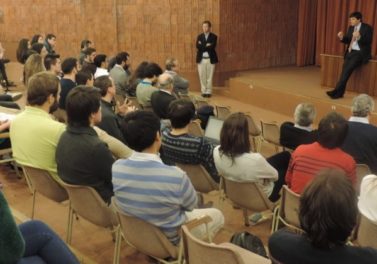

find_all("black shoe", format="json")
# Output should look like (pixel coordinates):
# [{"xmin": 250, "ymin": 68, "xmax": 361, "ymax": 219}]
[
  {"xmin": 206, "ymin": 94, "xmax": 212, "ymax": 98},
  {"xmin": 201, "ymin": 93, "xmax": 206, "ymax": 97},
  {"xmin": 6, "ymin": 81, "xmax": 16, "ymax": 87},
  {"xmin": 330, "ymin": 93, "xmax": 344, "ymax": 99},
  {"xmin": 326, "ymin": 90, "xmax": 335, "ymax": 97}
]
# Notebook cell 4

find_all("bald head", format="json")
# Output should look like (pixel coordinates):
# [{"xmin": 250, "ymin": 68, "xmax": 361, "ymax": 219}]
[{"xmin": 158, "ymin": 73, "xmax": 174, "ymax": 91}]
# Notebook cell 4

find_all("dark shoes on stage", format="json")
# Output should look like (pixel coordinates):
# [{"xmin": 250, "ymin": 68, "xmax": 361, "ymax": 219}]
[
  {"xmin": 201, "ymin": 94, "xmax": 212, "ymax": 98},
  {"xmin": 326, "ymin": 90, "xmax": 343, "ymax": 99}
]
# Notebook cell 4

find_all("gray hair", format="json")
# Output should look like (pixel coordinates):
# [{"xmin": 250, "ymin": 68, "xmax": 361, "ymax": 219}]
[
  {"xmin": 158, "ymin": 75, "xmax": 173, "ymax": 90},
  {"xmin": 165, "ymin": 57, "xmax": 177, "ymax": 71},
  {"xmin": 294, "ymin": 103, "xmax": 316, "ymax": 126},
  {"xmin": 351, "ymin": 94, "xmax": 374, "ymax": 117}
]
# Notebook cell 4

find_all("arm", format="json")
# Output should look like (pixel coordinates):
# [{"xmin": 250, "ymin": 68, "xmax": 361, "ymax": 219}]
[
  {"xmin": 98, "ymin": 115, "xmax": 125, "ymax": 143},
  {"xmin": 207, "ymin": 34, "xmax": 217, "ymax": 50},
  {"xmin": 254, "ymin": 154, "xmax": 279, "ymax": 181},
  {"xmin": 93, "ymin": 142, "xmax": 115, "ymax": 186},
  {"xmin": 196, "ymin": 35, "xmax": 206, "ymax": 52},
  {"xmin": 340, "ymin": 27, "xmax": 352, "ymax": 44}
]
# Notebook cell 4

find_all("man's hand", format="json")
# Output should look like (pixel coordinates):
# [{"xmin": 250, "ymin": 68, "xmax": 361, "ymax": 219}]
[
  {"xmin": 198, "ymin": 41, "xmax": 202, "ymax": 44},
  {"xmin": 337, "ymin": 31, "xmax": 344, "ymax": 39},
  {"xmin": 118, "ymin": 100, "xmax": 136, "ymax": 115},
  {"xmin": 206, "ymin": 43, "xmax": 211, "ymax": 47},
  {"xmin": 353, "ymin": 31, "xmax": 360, "ymax": 39},
  {"xmin": 0, "ymin": 120, "xmax": 11, "ymax": 130}
]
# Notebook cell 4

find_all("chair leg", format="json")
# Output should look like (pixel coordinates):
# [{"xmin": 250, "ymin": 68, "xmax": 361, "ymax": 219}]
[
  {"xmin": 242, "ymin": 209, "xmax": 249, "ymax": 226},
  {"xmin": 22, "ymin": 167, "xmax": 34, "ymax": 194},
  {"xmin": 271, "ymin": 206, "xmax": 280, "ymax": 234},
  {"xmin": 31, "ymin": 190, "xmax": 36, "ymax": 219},
  {"xmin": 113, "ymin": 225, "xmax": 122, "ymax": 264},
  {"xmin": 66, "ymin": 204, "xmax": 74, "ymax": 244}
]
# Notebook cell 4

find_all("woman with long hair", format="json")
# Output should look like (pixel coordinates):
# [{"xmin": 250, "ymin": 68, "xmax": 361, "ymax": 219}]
[
  {"xmin": 16, "ymin": 38, "xmax": 32, "ymax": 64},
  {"xmin": 24, "ymin": 53, "xmax": 45, "ymax": 85},
  {"xmin": 30, "ymin": 34, "xmax": 44, "ymax": 45}
]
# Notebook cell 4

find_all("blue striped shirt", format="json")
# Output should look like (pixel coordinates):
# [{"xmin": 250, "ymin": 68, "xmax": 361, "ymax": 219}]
[{"xmin": 112, "ymin": 152, "xmax": 197, "ymax": 244}]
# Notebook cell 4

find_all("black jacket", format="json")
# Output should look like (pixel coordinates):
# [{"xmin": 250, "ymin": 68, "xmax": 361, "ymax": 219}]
[
  {"xmin": 342, "ymin": 23, "xmax": 373, "ymax": 63},
  {"xmin": 151, "ymin": 90, "xmax": 176, "ymax": 119},
  {"xmin": 196, "ymin": 32, "xmax": 218, "ymax": 64},
  {"xmin": 97, "ymin": 99, "xmax": 125, "ymax": 143},
  {"xmin": 280, "ymin": 122, "xmax": 318, "ymax": 150}
]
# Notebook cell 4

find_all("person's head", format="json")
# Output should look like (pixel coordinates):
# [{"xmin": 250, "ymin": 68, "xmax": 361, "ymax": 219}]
[
  {"xmin": 318, "ymin": 112, "xmax": 348, "ymax": 149},
  {"xmin": 80, "ymin": 39, "xmax": 92, "ymax": 50},
  {"xmin": 24, "ymin": 54, "xmax": 45, "ymax": 85},
  {"xmin": 84, "ymin": 47, "xmax": 96, "ymax": 63},
  {"xmin": 94, "ymin": 75, "xmax": 115, "ymax": 97},
  {"xmin": 219, "ymin": 112, "xmax": 251, "ymax": 161},
  {"xmin": 351, "ymin": 94, "xmax": 374, "ymax": 117},
  {"xmin": 158, "ymin": 73, "xmax": 174, "ymax": 92},
  {"xmin": 93, "ymin": 54, "xmax": 107, "ymax": 68},
  {"xmin": 16, "ymin": 38, "xmax": 30, "ymax": 63},
  {"xmin": 202, "ymin": 20, "xmax": 212, "ymax": 33},
  {"xmin": 294, "ymin": 103, "xmax": 316, "ymax": 127},
  {"xmin": 46, "ymin": 34, "xmax": 56, "ymax": 47},
  {"xmin": 75, "ymin": 70, "xmax": 94, "ymax": 86},
  {"xmin": 165, "ymin": 57, "xmax": 179, "ymax": 72},
  {"xmin": 31, "ymin": 43, "xmax": 48, "ymax": 58},
  {"xmin": 31, "ymin": 34, "xmax": 44, "ymax": 45},
  {"xmin": 299, "ymin": 169, "xmax": 357, "ymax": 249},
  {"xmin": 27, "ymin": 71, "xmax": 59, "ymax": 113},
  {"xmin": 107, "ymin": 56, "xmax": 117, "ymax": 71},
  {"xmin": 143, "ymin": 62, "xmax": 163, "ymax": 81},
  {"xmin": 132, "ymin": 61, "xmax": 149, "ymax": 80},
  {"xmin": 349, "ymin": 11, "xmax": 362, "ymax": 26},
  {"xmin": 61, "ymin": 57, "xmax": 78, "ymax": 76},
  {"xmin": 168, "ymin": 99, "xmax": 196, "ymax": 129},
  {"xmin": 115, "ymin": 52, "xmax": 130, "ymax": 67},
  {"xmin": 66, "ymin": 86, "xmax": 101, "ymax": 127},
  {"xmin": 121, "ymin": 111, "xmax": 161, "ymax": 152},
  {"xmin": 81, "ymin": 63, "xmax": 97, "ymax": 77},
  {"xmin": 44, "ymin": 54, "xmax": 61, "ymax": 75}
]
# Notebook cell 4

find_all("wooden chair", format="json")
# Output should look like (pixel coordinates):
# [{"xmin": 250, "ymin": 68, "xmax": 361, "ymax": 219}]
[
  {"xmin": 260, "ymin": 120, "xmax": 281, "ymax": 153},
  {"xmin": 112, "ymin": 200, "xmax": 183, "ymax": 264},
  {"xmin": 355, "ymin": 213, "xmax": 377, "ymax": 249},
  {"xmin": 188, "ymin": 120, "xmax": 204, "ymax": 137},
  {"xmin": 271, "ymin": 185, "xmax": 301, "ymax": 233},
  {"xmin": 356, "ymin": 164, "xmax": 371, "ymax": 195},
  {"xmin": 176, "ymin": 163, "xmax": 218, "ymax": 193},
  {"xmin": 182, "ymin": 216, "xmax": 270, "ymax": 264},
  {"xmin": 215, "ymin": 105, "xmax": 231, "ymax": 120},
  {"xmin": 245, "ymin": 114, "xmax": 262, "ymax": 152}
]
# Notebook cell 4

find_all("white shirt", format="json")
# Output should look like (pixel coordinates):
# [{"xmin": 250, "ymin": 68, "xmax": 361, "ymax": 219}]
[
  {"xmin": 349, "ymin": 116, "xmax": 369, "ymax": 124},
  {"xmin": 94, "ymin": 67, "xmax": 109, "ymax": 79},
  {"xmin": 351, "ymin": 23, "xmax": 362, "ymax": 51},
  {"xmin": 358, "ymin": 174, "xmax": 377, "ymax": 223},
  {"xmin": 294, "ymin": 124, "xmax": 313, "ymax": 132},
  {"xmin": 213, "ymin": 146, "xmax": 278, "ymax": 197}
]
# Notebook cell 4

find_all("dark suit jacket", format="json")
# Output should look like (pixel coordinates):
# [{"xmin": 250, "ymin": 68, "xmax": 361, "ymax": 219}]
[
  {"xmin": 151, "ymin": 90, "xmax": 176, "ymax": 119},
  {"xmin": 342, "ymin": 23, "xmax": 373, "ymax": 63},
  {"xmin": 342, "ymin": 121, "xmax": 377, "ymax": 173},
  {"xmin": 280, "ymin": 122, "xmax": 318, "ymax": 150},
  {"xmin": 196, "ymin": 32, "xmax": 218, "ymax": 64},
  {"xmin": 98, "ymin": 99, "xmax": 125, "ymax": 143}
]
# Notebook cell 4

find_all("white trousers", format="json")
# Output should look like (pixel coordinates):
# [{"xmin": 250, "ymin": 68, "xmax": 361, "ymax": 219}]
[
  {"xmin": 185, "ymin": 208, "xmax": 224, "ymax": 240},
  {"xmin": 197, "ymin": 58, "xmax": 215, "ymax": 94}
]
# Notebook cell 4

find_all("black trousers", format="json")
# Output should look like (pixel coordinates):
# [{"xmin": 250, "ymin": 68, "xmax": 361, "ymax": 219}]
[
  {"xmin": 0, "ymin": 59, "xmax": 9, "ymax": 84},
  {"xmin": 267, "ymin": 151, "xmax": 291, "ymax": 202},
  {"xmin": 333, "ymin": 51, "xmax": 363, "ymax": 96}
]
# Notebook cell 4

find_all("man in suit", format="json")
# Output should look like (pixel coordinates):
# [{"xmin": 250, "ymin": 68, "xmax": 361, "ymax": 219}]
[
  {"xmin": 342, "ymin": 94, "xmax": 377, "ymax": 173},
  {"xmin": 327, "ymin": 12, "xmax": 373, "ymax": 99},
  {"xmin": 196, "ymin": 20, "xmax": 218, "ymax": 98},
  {"xmin": 151, "ymin": 73, "xmax": 176, "ymax": 120}
]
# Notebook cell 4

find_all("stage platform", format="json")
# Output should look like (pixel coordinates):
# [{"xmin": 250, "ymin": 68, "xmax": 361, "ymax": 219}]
[{"xmin": 217, "ymin": 66, "xmax": 377, "ymax": 125}]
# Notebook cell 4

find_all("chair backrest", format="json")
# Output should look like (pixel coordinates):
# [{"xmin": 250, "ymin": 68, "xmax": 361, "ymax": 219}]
[
  {"xmin": 215, "ymin": 105, "xmax": 231, "ymax": 120},
  {"xmin": 176, "ymin": 163, "xmax": 218, "ymax": 193},
  {"xmin": 112, "ymin": 200, "xmax": 179, "ymax": 260},
  {"xmin": 223, "ymin": 177, "xmax": 273, "ymax": 211},
  {"xmin": 60, "ymin": 182, "xmax": 116, "ymax": 228},
  {"xmin": 356, "ymin": 164, "xmax": 371, "ymax": 194},
  {"xmin": 188, "ymin": 120, "xmax": 204, "ymax": 137},
  {"xmin": 22, "ymin": 166, "xmax": 68, "ymax": 202},
  {"xmin": 279, "ymin": 185, "xmax": 301, "ymax": 229},
  {"xmin": 260, "ymin": 120, "xmax": 280, "ymax": 145},
  {"xmin": 245, "ymin": 114, "xmax": 261, "ymax": 137},
  {"xmin": 356, "ymin": 213, "xmax": 377, "ymax": 249}
]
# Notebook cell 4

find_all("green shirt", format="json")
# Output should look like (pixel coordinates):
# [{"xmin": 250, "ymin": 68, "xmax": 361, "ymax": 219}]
[
  {"xmin": 136, "ymin": 81, "xmax": 158, "ymax": 107},
  {"xmin": 10, "ymin": 106, "xmax": 65, "ymax": 180}
]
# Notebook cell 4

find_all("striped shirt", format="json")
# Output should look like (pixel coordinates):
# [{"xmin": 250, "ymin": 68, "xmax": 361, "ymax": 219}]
[
  {"xmin": 286, "ymin": 142, "xmax": 356, "ymax": 194},
  {"xmin": 112, "ymin": 152, "xmax": 197, "ymax": 244}
]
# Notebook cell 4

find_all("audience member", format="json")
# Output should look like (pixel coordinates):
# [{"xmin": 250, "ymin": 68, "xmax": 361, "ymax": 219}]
[
  {"xmin": 161, "ymin": 99, "xmax": 219, "ymax": 182},
  {"xmin": 79, "ymin": 39, "xmax": 93, "ymax": 65},
  {"xmin": 24, "ymin": 53, "xmax": 45, "ymax": 85},
  {"xmin": 44, "ymin": 33, "xmax": 56, "ymax": 54},
  {"xmin": 342, "ymin": 94, "xmax": 377, "ymax": 173},
  {"xmin": 269, "ymin": 169, "xmax": 377, "ymax": 264},
  {"xmin": 82, "ymin": 47, "xmax": 96, "ymax": 66},
  {"xmin": 113, "ymin": 110, "xmax": 224, "ymax": 244},
  {"xmin": 151, "ymin": 73, "xmax": 176, "ymax": 119},
  {"xmin": 31, "ymin": 43, "xmax": 48, "ymax": 58},
  {"xmin": 76, "ymin": 70, "xmax": 94, "ymax": 86},
  {"xmin": 165, "ymin": 57, "xmax": 189, "ymax": 96},
  {"xmin": 109, "ymin": 51, "xmax": 131, "ymax": 97},
  {"xmin": 44, "ymin": 54, "xmax": 61, "ymax": 78},
  {"xmin": 358, "ymin": 174, "xmax": 377, "ymax": 222},
  {"xmin": 0, "ymin": 42, "xmax": 14, "ymax": 87},
  {"xmin": 128, "ymin": 60, "xmax": 148, "ymax": 97},
  {"xmin": 286, "ymin": 112, "xmax": 356, "ymax": 194},
  {"xmin": 94, "ymin": 54, "xmax": 109, "ymax": 78},
  {"xmin": 280, "ymin": 103, "xmax": 318, "ymax": 150},
  {"xmin": 136, "ymin": 62, "xmax": 162, "ymax": 108},
  {"xmin": 59, "ymin": 57, "xmax": 78, "ymax": 109},
  {"xmin": 81, "ymin": 62, "xmax": 97, "ymax": 77},
  {"xmin": 56, "ymin": 87, "xmax": 115, "ymax": 204},
  {"xmin": 16, "ymin": 38, "xmax": 32, "ymax": 64},
  {"xmin": 31, "ymin": 34, "xmax": 44, "ymax": 45}
]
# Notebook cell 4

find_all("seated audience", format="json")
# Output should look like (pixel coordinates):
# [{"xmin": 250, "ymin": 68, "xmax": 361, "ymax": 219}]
[
  {"xmin": 31, "ymin": 34, "xmax": 44, "ymax": 45},
  {"xmin": 44, "ymin": 54, "xmax": 61, "ymax": 78},
  {"xmin": 76, "ymin": 70, "xmax": 94, "ymax": 86},
  {"xmin": 128, "ymin": 61, "xmax": 148, "ymax": 97},
  {"xmin": 214, "ymin": 112, "xmax": 283, "ymax": 201},
  {"xmin": 342, "ymin": 94, "xmax": 377, "ymax": 173},
  {"xmin": 280, "ymin": 103, "xmax": 317, "ymax": 150},
  {"xmin": 113, "ymin": 110, "xmax": 224, "ymax": 244},
  {"xmin": 358, "ymin": 174, "xmax": 377, "ymax": 223},
  {"xmin": 44, "ymin": 33, "xmax": 56, "ymax": 54},
  {"xmin": 136, "ymin": 62, "xmax": 162, "ymax": 108},
  {"xmin": 151, "ymin": 73, "xmax": 176, "ymax": 119},
  {"xmin": 31, "ymin": 43, "xmax": 48, "ymax": 58},
  {"xmin": 56, "ymin": 87, "xmax": 115, "ymax": 204},
  {"xmin": 165, "ymin": 57, "xmax": 189, "ymax": 96},
  {"xmin": 269, "ymin": 169, "xmax": 377, "ymax": 264},
  {"xmin": 161, "ymin": 99, "xmax": 219, "ymax": 182},
  {"xmin": 109, "ymin": 52, "xmax": 131, "ymax": 97},
  {"xmin": 0, "ymin": 42, "xmax": 15, "ymax": 87},
  {"xmin": 0, "ymin": 192, "xmax": 79, "ymax": 264},
  {"xmin": 59, "ymin": 57, "xmax": 78, "ymax": 110},
  {"xmin": 16, "ymin": 38, "xmax": 32, "ymax": 64},
  {"xmin": 94, "ymin": 54, "xmax": 109, "ymax": 78},
  {"xmin": 79, "ymin": 39, "xmax": 93, "ymax": 65},
  {"xmin": 286, "ymin": 112, "xmax": 356, "ymax": 194},
  {"xmin": 24, "ymin": 53, "xmax": 45, "ymax": 85}
]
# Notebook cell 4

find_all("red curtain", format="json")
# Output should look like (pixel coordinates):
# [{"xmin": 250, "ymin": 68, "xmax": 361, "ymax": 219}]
[{"xmin": 297, "ymin": 0, "xmax": 377, "ymax": 66}]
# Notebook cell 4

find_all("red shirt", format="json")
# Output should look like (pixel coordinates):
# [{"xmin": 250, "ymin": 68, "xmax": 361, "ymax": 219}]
[{"xmin": 286, "ymin": 142, "xmax": 356, "ymax": 194}]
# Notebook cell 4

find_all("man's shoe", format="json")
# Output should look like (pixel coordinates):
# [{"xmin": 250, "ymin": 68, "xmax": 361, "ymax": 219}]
[
  {"xmin": 326, "ymin": 90, "xmax": 335, "ymax": 97},
  {"xmin": 330, "ymin": 93, "xmax": 344, "ymax": 99},
  {"xmin": 206, "ymin": 94, "xmax": 212, "ymax": 98}
]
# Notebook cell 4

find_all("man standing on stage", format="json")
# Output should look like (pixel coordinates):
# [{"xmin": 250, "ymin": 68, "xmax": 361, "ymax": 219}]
[
  {"xmin": 196, "ymin": 20, "xmax": 218, "ymax": 98},
  {"xmin": 327, "ymin": 12, "xmax": 373, "ymax": 99}
]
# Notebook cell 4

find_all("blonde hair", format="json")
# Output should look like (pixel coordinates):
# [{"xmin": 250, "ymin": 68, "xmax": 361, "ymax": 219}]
[{"xmin": 24, "ymin": 53, "xmax": 46, "ymax": 86}]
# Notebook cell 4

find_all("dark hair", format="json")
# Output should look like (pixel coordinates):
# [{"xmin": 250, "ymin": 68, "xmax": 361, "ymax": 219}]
[
  {"xmin": 84, "ymin": 47, "xmax": 96, "ymax": 56},
  {"xmin": 131, "ymin": 61, "xmax": 149, "ymax": 80},
  {"xmin": 349, "ymin": 11, "xmax": 362, "ymax": 21},
  {"xmin": 107, "ymin": 56, "xmax": 117, "ymax": 71},
  {"xmin": 66, "ymin": 86, "xmax": 101, "ymax": 127},
  {"xmin": 81, "ymin": 63, "xmax": 97, "ymax": 76},
  {"xmin": 143, "ymin": 62, "xmax": 163, "ymax": 79},
  {"xmin": 94, "ymin": 54, "xmax": 107, "ymax": 68},
  {"xmin": 121, "ymin": 111, "xmax": 160, "ymax": 152},
  {"xmin": 46, "ymin": 34, "xmax": 56, "ymax": 40},
  {"xmin": 318, "ymin": 112, "xmax": 348, "ymax": 149},
  {"xmin": 219, "ymin": 112, "xmax": 251, "ymax": 161},
  {"xmin": 203, "ymin": 20, "xmax": 212, "ymax": 27},
  {"xmin": 31, "ymin": 43, "xmax": 44, "ymax": 54},
  {"xmin": 299, "ymin": 169, "xmax": 357, "ymax": 249},
  {"xmin": 75, "ymin": 70, "xmax": 93, "ymax": 85},
  {"xmin": 61, "ymin": 57, "xmax": 78, "ymax": 74},
  {"xmin": 80, "ymin": 39, "xmax": 92, "ymax": 49},
  {"xmin": 115, "ymin": 52, "xmax": 129, "ymax": 65},
  {"xmin": 16, "ymin": 38, "xmax": 29, "ymax": 63},
  {"xmin": 31, "ymin": 34, "xmax": 42, "ymax": 45},
  {"xmin": 44, "ymin": 54, "xmax": 60, "ymax": 70},
  {"xmin": 168, "ymin": 99, "xmax": 195, "ymax": 129},
  {"xmin": 94, "ymin": 75, "xmax": 112, "ymax": 97},
  {"xmin": 27, "ymin": 72, "xmax": 59, "ymax": 106}
]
